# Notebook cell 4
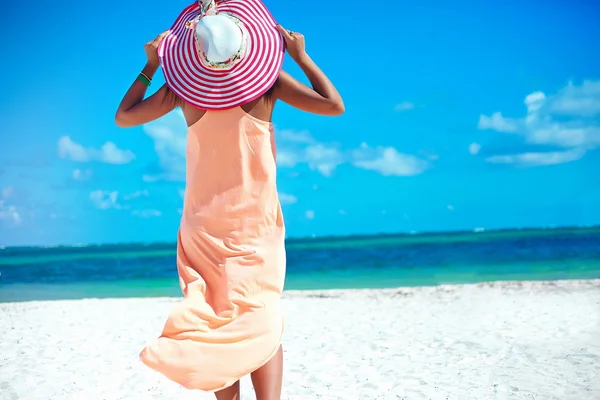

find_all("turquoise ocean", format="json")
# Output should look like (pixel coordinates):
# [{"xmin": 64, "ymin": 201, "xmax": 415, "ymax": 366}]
[{"xmin": 1, "ymin": 227, "xmax": 599, "ymax": 303}]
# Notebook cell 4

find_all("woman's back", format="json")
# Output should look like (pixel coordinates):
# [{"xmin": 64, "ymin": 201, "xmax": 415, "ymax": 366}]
[
  {"xmin": 143, "ymin": 102, "xmax": 287, "ymax": 391},
  {"xmin": 180, "ymin": 91, "xmax": 276, "ymax": 127},
  {"xmin": 183, "ymin": 104, "xmax": 280, "ymax": 225}
]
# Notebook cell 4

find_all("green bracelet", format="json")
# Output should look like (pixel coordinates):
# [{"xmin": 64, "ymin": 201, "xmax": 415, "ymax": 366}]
[{"xmin": 137, "ymin": 73, "xmax": 151, "ymax": 87}]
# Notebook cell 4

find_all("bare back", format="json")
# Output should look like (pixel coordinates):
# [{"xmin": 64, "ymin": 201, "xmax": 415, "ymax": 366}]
[{"xmin": 180, "ymin": 90, "xmax": 276, "ymax": 128}]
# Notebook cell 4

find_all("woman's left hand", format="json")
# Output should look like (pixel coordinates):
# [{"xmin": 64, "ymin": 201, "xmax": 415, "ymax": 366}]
[{"xmin": 144, "ymin": 30, "xmax": 170, "ymax": 67}]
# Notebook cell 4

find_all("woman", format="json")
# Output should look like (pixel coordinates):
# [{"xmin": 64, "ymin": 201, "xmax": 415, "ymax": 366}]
[{"xmin": 115, "ymin": 1, "xmax": 343, "ymax": 399}]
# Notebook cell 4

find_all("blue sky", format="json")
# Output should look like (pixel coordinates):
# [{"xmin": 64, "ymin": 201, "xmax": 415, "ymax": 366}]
[{"xmin": 1, "ymin": 0, "xmax": 599, "ymax": 246}]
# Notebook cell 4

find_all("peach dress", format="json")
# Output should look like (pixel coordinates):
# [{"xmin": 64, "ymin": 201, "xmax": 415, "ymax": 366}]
[{"xmin": 139, "ymin": 107, "xmax": 286, "ymax": 392}]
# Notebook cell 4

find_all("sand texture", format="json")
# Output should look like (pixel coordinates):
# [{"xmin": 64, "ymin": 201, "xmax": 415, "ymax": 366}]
[{"xmin": 1, "ymin": 279, "xmax": 599, "ymax": 399}]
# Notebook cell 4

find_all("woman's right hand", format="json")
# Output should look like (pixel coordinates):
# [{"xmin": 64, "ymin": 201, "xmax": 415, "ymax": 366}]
[
  {"xmin": 144, "ymin": 30, "xmax": 170, "ymax": 67},
  {"xmin": 276, "ymin": 25, "xmax": 306, "ymax": 62}
]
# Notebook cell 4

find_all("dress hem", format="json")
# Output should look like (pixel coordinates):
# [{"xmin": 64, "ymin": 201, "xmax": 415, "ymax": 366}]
[
  {"xmin": 141, "ymin": 315, "xmax": 285, "ymax": 393},
  {"xmin": 201, "ymin": 316, "xmax": 284, "ymax": 393}
]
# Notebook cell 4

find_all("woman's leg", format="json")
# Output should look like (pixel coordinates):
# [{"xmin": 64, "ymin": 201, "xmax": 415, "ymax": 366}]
[
  {"xmin": 250, "ymin": 345, "xmax": 283, "ymax": 400},
  {"xmin": 215, "ymin": 380, "xmax": 240, "ymax": 400}
]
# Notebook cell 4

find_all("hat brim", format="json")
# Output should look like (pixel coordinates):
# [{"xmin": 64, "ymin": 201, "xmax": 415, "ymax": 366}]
[{"xmin": 159, "ymin": 0, "xmax": 285, "ymax": 110}]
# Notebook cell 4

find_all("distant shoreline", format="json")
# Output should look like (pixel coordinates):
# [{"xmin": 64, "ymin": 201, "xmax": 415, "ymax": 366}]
[
  {"xmin": 3, "ymin": 277, "xmax": 600, "ymax": 304},
  {"xmin": 2, "ymin": 224, "xmax": 599, "ymax": 251},
  {"xmin": 5, "ymin": 277, "xmax": 600, "ymax": 303},
  {"xmin": 2, "ymin": 226, "xmax": 598, "ymax": 302}
]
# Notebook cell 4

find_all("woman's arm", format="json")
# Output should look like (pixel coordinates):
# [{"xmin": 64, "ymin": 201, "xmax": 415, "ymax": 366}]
[
  {"xmin": 115, "ymin": 31, "xmax": 176, "ymax": 128},
  {"xmin": 115, "ymin": 80, "xmax": 175, "ymax": 128},
  {"xmin": 273, "ymin": 26, "xmax": 344, "ymax": 116}
]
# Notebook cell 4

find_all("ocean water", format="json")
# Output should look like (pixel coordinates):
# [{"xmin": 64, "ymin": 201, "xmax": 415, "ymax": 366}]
[{"xmin": 1, "ymin": 227, "xmax": 599, "ymax": 302}]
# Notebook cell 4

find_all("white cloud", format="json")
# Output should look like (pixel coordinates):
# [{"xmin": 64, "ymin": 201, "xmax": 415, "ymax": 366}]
[
  {"xmin": 478, "ymin": 79, "xmax": 600, "ymax": 166},
  {"xmin": 58, "ymin": 137, "xmax": 90, "ymax": 162},
  {"xmin": 90, "ymin": 188, "xmax": 165, "ymax": 216},
  {"xmin": 525, "ymin": 124, "xmax": 600, "ymax": 148},
  {"xmin": 549, "ymin": 80, "xmax": 600, "ymax": 117},
  {"xmin": 142, "ymin": 110, "xmax": 187, "ymax": 181},
  {"xmin": 89, "ymin": 190, "xmax": 121, "ymax": 210},
  {"xmin": 124, "ymin": 189, "xmax": 149, "ymax": 200},
  {"xmin": 486, "ymin": 148, "xmax": 586, "ymax": 167},
  {"xmin": 304, "ymin": 144, "xmax": 344, "ymax": 176},
  {"xmin": 275, "ymin": 131, "xmax": 343, "ymax": 176},
  {"xmin": 477, "ymin": 112, "xmax": 519, "ymax": 133},
  {"xmin": 278, "ymin": 131, "xmax": 429, "ymax": 177},
  {"xmin": 0, "ymin": 188, "xmax": 21, "ymax": 225},
  {"xmin": 278, "ymin": 193, "xmax": 297, "ymax": 205},
  {"xmin": 2, "ymin": 186, "xmax": 14, "ymax": 199},
  {"xmin": 469, "ymin": 142, "xmax": 481, "ymax": 155},
  {"xmin": 58, "ymin": 136, "xmax": 135, "ymax": 164},
  {"xmin": 99, "ymin": 142, "xmax": 135, "ymax": 164},
  {"xmin": 142, "ymin": 174, "xmax": 162, "ymax": 183},
  {"xmin": 0, "ymin": 200, "xmax": 20, "ymax": 225},
  {"xmin": 525, "ymin": 91, "xmax": 547, "ymax": 115},
  {"xmin": 132, "ymin": 209, "xmax": 162, "ymax": 218},
  {"xmin": 305, "ymin": 210, "xmax": 315, "ymax": 220},
  {"xmin": 141, "ymin": 114, "xmax": 430, "ymax": 180},
  {"xmin": 278, "ymin": 130, "xmax": 314, "ymax": 143},
  {"xmin": 276, "ymin": 150, "xmax": 299, "ymax": 168},
  {"xmin": 72, "ymin": 169, "xmax": 92, "ymax": 181},
  {"xmin": 394, "ymin": 102, "xmax": 415, "ymax": 112},
  {"xmin": 352, "ymin": 143, "xmax": 429, "ymax": 176}
]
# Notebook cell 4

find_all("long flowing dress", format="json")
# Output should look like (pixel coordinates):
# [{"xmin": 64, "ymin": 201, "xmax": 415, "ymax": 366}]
[{"xmin": 139, "ymin": 106, "xmax": 286, "ymax": 392}]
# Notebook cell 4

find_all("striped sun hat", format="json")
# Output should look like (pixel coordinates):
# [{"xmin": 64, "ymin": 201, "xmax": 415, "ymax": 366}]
[{"xmin": 158, "ymin": 0, "xmax": 285, "ymax": 110}]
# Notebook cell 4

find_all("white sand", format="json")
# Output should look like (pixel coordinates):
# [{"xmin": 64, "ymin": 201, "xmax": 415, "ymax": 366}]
[{"xmin": 1, "ymin": 280, "xmax": 599, "ymax": 400}]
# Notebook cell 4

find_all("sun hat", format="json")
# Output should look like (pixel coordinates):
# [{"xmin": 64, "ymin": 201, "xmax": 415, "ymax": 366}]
[{"xmin": 158, "ymin": 0, "xmax": 285, "ymax": 110}]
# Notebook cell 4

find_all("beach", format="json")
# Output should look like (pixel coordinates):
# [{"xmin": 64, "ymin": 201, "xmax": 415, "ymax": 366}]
[{"xmin": 1, "ymin": 279, "xmax": 599, "ymax": 400}]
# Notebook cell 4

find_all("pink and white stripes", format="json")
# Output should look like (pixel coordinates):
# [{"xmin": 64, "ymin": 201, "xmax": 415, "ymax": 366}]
[{"xmin": 158, "ymin": 0, "xmax": 285, "ymax": 110}]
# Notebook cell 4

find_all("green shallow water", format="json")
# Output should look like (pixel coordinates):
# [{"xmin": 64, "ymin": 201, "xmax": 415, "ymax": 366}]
[{"xmin": 1, "ymin": 227, "xmax": 599, "ymax": 302}]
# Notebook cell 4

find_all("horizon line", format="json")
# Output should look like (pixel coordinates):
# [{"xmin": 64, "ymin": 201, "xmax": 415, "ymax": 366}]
[{"xmin": 2, "ymin": 223, "xmax": 599, "ymax": 250}]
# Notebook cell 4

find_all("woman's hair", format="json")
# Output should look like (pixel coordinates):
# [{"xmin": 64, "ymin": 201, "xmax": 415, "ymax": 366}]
[{"xmin": 162, "ymin": 78, "xmax": 279, "ymax": 108}]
